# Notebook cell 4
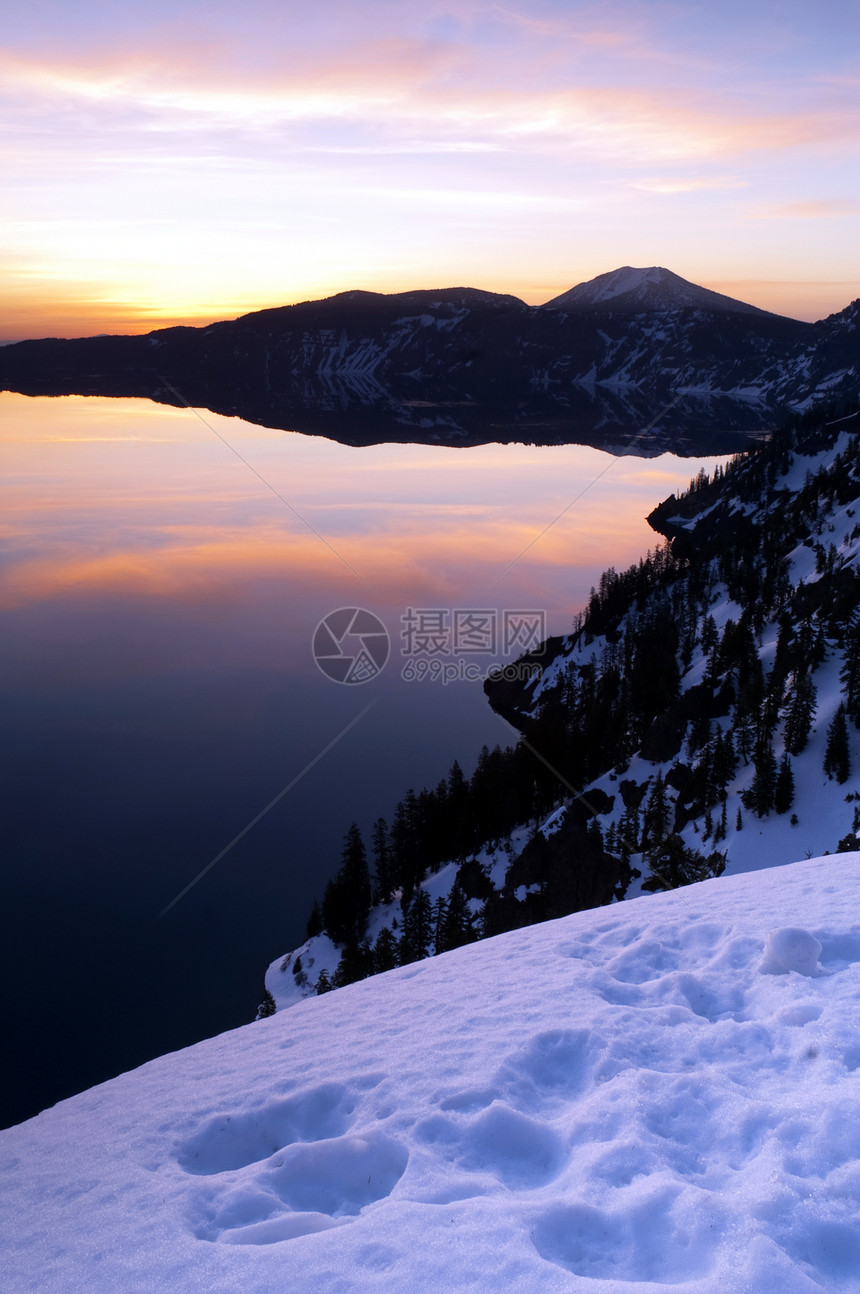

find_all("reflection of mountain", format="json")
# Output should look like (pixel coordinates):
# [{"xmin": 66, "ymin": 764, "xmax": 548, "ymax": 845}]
[{"xmin": 1, "ymin": 270, "xmax": 857, "ymax": 455}]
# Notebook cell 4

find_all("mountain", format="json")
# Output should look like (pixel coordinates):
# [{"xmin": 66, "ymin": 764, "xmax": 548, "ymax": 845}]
[
  {"xmin": 2, "ymin": 852, "xmax": 859, "ymax": 1293},
  {"xmin": 543, "ymin": 265, "xmax": 773, "ymax": 315},
  {"xmin": 0, "ymin": 273, "xmax": 856, "ymax": 454}
]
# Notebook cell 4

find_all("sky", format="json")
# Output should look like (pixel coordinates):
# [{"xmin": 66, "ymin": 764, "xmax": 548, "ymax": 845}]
[{"xmin": 2, "ymin": 0, "xmax": 859, "ymax": 339}]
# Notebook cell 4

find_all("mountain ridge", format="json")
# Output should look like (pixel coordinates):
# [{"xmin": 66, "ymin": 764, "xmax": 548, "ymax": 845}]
[{"xmin": 1, "ymin": 268, "xmax": 855, "ymax": 454}]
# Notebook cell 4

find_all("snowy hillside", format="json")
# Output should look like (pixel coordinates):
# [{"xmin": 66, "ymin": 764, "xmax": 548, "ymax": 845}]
[
  {"xmin": 2, "ymin": 854, "xmax": 859, "ymax": 1293},
  {"xmin": 275, "ymin": 406, "xmax": 860, "ymax": 1005},
  {"xmin": 542, "ymin": 266, "xmax": 770, "ymax": 316}
]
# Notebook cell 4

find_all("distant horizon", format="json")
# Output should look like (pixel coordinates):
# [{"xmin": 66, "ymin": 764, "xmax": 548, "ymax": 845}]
[
  {"xmin": 2, "ymin": 266, "xmax": 856, "ymax": 344},
  {"xmin": 5, "ymin": 2, "xmax": 858, "ymax": 345}
]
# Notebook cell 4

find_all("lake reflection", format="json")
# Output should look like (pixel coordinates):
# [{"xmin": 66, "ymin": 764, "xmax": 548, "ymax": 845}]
[{"xmin": 1, "ymin": 393, "xmax": 730, "ymax": 1125}]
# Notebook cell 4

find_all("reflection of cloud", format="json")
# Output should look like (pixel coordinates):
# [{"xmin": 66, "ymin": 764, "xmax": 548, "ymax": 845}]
[{"xmin": 0, "ymin": 490, "xmax": 657, "ymax": 615}]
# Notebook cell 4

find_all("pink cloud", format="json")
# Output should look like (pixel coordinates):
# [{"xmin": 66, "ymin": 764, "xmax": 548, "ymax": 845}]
[{"xmin": 749, "ymin": 199, "xmax": 860, "ymax": 219}]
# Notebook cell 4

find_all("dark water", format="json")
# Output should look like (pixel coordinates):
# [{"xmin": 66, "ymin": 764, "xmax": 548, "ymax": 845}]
[{"xmin": 0, "ymin": 393, "xmax": 726, "ymax": 1127}]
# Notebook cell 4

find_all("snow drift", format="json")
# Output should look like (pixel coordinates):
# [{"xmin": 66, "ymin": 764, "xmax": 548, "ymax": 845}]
[{"xmin": 2, "ymin": 853, "xmax": 860, "ymax": 1293}]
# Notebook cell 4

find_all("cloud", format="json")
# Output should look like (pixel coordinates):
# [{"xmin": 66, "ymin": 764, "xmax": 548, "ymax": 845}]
[
  {"xmin": 3, "ymin": 35, "xmax": 858, "ymax": 169},
  {"xmin": 749, "ymin": 199, "xmax": 860, "ymax": 219},
  {"xmin": 630, "ymin": 175, "xmax": 747, "ymax": 195}
]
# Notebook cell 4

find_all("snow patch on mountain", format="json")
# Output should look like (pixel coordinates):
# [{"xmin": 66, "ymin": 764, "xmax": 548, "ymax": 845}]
[{"xmin": 544, "ymin": 265, "xmax": 774, "ymax": 317}]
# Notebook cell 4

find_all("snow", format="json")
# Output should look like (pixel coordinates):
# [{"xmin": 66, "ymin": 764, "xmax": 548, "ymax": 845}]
[
  {"xmin": 3, "ymin": 854, "xmax": 860, "ymax": 1292},
  {"xmin": 544, "ymin": 266, "xmax": 767, "ymax": 316},
  {"xmin": 760, "ymin": 927, "xmax": 823, "ymax": 977}
]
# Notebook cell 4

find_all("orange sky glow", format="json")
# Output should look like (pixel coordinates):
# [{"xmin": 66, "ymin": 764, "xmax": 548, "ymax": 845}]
[{"xmin": 2, "ymin": 1, "xmax": 859, "ymax": 340}]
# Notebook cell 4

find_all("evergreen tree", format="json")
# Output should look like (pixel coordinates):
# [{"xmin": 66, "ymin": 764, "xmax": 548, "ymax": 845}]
[
  {"xmin": 824, "ymin": 704, "xmax": 851, "ymax": 783},
  {"xmin": 255, "ymin": 989, "xmax": 277, "ymax": 1019},
  {"xmin": 400, "ymin": 887, "xmax": 433, "ymax": 964},
  {"xmin": 616, "ymin": 800, "xmax": 641, "ymax": 865},
  {"xmin": 774, "ymin": 754, "xmax": 795, "ymax": 814},
  {"xmin": 306, "ymin": 901, "xmax": 323, "ymax": 939},
  {"xmin": 316, "ymin": 969, "xmax": 334, "ymax": 994},
  {"xmin": 447, "ymin": 760, "xmax": 472, "ymax": 859},
  {"xmin": 371, "ymin": 817, "xmax": 394, "ymax": 904},
  {"xmin": 437, "ymin": 883, "xmax": 474, "ymax": 953},
  {"xmin": 332, "ymin": 941, "xmax": 373, "ymax": 988},
  {"xmin": 642, "ymin": 771, "xmax": 671, "ymax": 849},
  {"xmin": 390, "ymin": 792, "xmax": 422, "ymax": 899},
  {"xmin": 701, "ymin": 614, "xmax": 718, "ymax": 655},
  {"xmin": 734, "ymin": 710, "xmax": 756, "ymax": 765},
  {"xmin": 321, "ymin": 823, "xmax": 372, "ymax": 945},
  {"xmin": 743, "ymin": 740, "xmax": 778, "ymax": 817},
  {"xmin": 714, "ymin": 800, "xmax": 728, "ymax": 843},
  {"xmin": 432, "ymin": 895, "xmax": 448, "ymax": 954},
  {"xmin": 372, "ymin": 927, "xmax": 399, "ymax": 974},
  {"xmin": 840, "ymin": 615, "xmax": 860, "ymax": 726},
  {"xmin": 643, "ymin": 836, "xmax": 726, "ymax": 890},
  {"xmin": 783, "ymin": 673, "xmax": 817, "ymax": 755},
  {"xmin": 710, "ymin": 729, "xmax": 737, "ymax": 802}
]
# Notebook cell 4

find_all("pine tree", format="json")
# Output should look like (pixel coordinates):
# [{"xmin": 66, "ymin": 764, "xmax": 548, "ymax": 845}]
[
  {"xmin": 774, "ymin": 754, "xmax": 795, "ymax": 814},
  {"xmin": 701, "ymin": 614, "xmax": 718, "ymax": 655},
  {"xmin": 714, "ymin": 800, "xmax": 728, "ymax": 843},
  {"xmin": 372, "ymin": 927, "xmax": 399, "ymax": 974},
  {"xmin": 390, "ymin": 792, "xmax": 421, "ymax": 899},
  {"xmin": 447, "ymin": 760, "xmax": 471, "ymax": 859},
  {"xmin": 432, "ymin": 895, "xmax": 448, "ymax": 954},
  {"xmin": 321, "ymin": 823, "xmax": 372, "ymax": 945},
  {"xmin": 643, "ymin": 836, "xmax": 726, "ymax": 891},
  {"xmin": 332, "ymin": 941, "xmax": 372, "ymax": 988},
  {"xmin": 840, "ymin": 615, "xmax": 860, "ymax": 726},
  {"xmin": 400, "ymin": 887, "xmax": 433, "ymax": 964},
  {"xmin": 824, "ymin": 704, "xmax": 851, "ymax": 783},
  {"xmin": 316, "ymin": 969, "xmax": 334, "ymax": 994},
  {"xmin": 642, "ymin": 771, "xmax": 671, "ymax": 850},
  {"xmin": 710, "ymin": 729, "xmax": 737, "ymax": 801},
  {"xmin": 255, "ymin": 989, "xmax": 277, "ymax": 1019},
  {"xmin": 616, "ymin": 800, "xmax": 639, "ymax": 865},
  {"xmin": 371, "ymin": 817, "xmax": 394, "ymax": 904},
  {"xmin": 783, "ymin": 673, "xmax": 817, "ymax": 755},
  {"xmin": 743, "ymin": 740, "xmax": 778, "ymax": 817},
  {"xmin": 438, "ymin": 883, "xmax": 474, "ymax": 953}
]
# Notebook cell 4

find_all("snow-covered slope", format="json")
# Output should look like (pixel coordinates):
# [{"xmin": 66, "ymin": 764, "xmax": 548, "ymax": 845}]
[
  {"xmin": 269, "ymin": 408, "xmax": 860, "ymax": 1007},
  {"xmin": 2, "ymin": 854, "xmax": 859, "ymax": 1293},
  {"xmin": 543, "ymin": 266, "xmax": 771, "ymax": 316}
]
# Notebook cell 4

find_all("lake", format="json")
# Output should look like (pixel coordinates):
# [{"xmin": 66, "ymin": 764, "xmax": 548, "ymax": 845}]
[{"xmin": 1, "ymin": 392, "xmax": 731, "ymax": 1126}]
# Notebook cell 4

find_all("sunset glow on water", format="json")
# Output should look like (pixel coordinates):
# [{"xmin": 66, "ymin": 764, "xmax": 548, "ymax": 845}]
[{"xmin": 1, "ymin": 391, "xmax": 731, "ymax": 1124}]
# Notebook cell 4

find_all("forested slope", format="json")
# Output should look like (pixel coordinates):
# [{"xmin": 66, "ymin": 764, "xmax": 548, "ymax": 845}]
[{"xmin": 263, "ymin": 399, "xmax": 860, "ymax": 1009}]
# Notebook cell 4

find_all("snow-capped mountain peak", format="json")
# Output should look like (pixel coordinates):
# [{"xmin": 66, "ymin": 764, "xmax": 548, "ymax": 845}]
[{"xmin": 543, "ymin": 265, "xmax": 774, "ymax": 316}]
